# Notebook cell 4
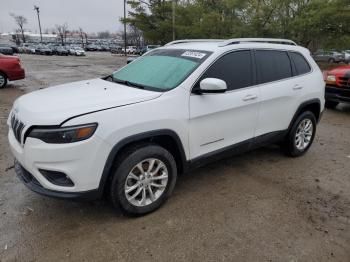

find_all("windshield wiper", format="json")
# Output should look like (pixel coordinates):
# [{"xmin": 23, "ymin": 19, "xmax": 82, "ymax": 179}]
[{"xmin": 112, "ymin": 77, "xmax": 145, "ymax": 89}]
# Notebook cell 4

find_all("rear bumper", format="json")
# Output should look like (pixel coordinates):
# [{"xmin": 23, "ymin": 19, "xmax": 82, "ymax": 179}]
[
  {"xmin": 15, "ymin": 160, "xmax": 100, "ymax": 200},
  {"xmin": 325, "ymin": 85, "xmax": 350, "ymax": 103}
]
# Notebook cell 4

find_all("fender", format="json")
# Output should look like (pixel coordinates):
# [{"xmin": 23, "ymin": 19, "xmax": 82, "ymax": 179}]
[
  {"xmin": 287, "ymin": 98, "xmax": 321, "ymax": 132},
  {"xmin": 97, "ymin": 129, "xmax": 187, "ymax": 196}
]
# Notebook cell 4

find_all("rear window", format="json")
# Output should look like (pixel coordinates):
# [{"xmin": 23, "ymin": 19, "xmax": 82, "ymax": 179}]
[
  {"xmin": 255, "ymin": 50, "xmax": 292, "ymax": 84},
  {"xmin": 290, "ymin": 52, "xmax": 311, "ymax": 76}
]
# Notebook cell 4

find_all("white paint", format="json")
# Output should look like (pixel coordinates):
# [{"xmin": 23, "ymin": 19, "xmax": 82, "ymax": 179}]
[{"xmin": 7, "ymin": 40, "xmax": 325, "ymax": 195}]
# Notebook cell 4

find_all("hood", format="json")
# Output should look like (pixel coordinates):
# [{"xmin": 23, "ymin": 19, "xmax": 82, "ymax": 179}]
[
  {"xmin": 328, "ymin": 65, "xmax": 350, "ymax": 76},
  {"xmin": 0, "ymin": 54, "xmax": 20, "ymax": 61},
  {"xmin": 11, "ymin": 78, "xmax": 162, "ymax": 126}
]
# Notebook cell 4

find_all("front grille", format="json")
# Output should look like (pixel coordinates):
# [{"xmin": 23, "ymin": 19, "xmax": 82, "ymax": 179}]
[
  {"xmin": 338, "ymin": 76, "xmax": 350, "ymax": 88},
  {"xmin": 10, "ymin": 114, "xmax": 25, "ymax": 144}
]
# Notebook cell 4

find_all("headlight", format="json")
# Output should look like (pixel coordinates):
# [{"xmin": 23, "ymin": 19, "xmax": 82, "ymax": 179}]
[
  {"xmin": 326, "ymin": 75, "xmax": 336, "ymax": 83},
  {"xmin": 28, "ymin": 123, "xmax": 97, "ymax": 144}
]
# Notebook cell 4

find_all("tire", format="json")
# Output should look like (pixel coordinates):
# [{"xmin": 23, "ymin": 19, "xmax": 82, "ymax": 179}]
[
  {"xmin": 325, "ymin": 100, "xmax": 339, "ymax": 109},
  {"xmin": 328, "ymin": 58, "xmax": 335, "ymax": 63},
  {"xmin": 283, "ymin": 111, "xmax": 316, "ymax": 157},
  {"xmin": 110, "ymin": 144, "xmax": 177, "ymax": 216},
  {"xmin": 0, "ymin": 72, "xmax": 8, "ymax": 88}
]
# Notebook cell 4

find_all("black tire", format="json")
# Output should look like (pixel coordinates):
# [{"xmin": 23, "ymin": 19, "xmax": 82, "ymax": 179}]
[
  {"xmin": 0, "ymin": 72, "xmax": 8, "ymax": 88},
  {"xmin": 325, "ymin": 100, "xmax": 339, "ymax": 109},
  {"xmin": 110, "ymin": 144, "xmax": 177, "ymax": 216},
  {"xmin": 283, "ymin": 111, "xmax": 317, "ymax": 157},
  {"xmin": 328, "ymin": 58, "xmax": 335, "ymax": 63}
]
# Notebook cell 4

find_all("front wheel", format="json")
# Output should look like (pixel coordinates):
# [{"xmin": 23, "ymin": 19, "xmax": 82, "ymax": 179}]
[
  {"xmin": 0, "ymin": 73, "xmax": 8, "ymax": 88},
  {"xmin": 283, "ymin": 111, "xmax": 316, "ymax": 157},
  {"xmin": 110, "ymin": 144, "xmax": 177, "ymax": 216}
]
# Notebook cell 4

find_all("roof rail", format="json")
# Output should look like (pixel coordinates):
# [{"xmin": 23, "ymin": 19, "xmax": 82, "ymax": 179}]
[
  {"xmin": 165, "ymin": 39, "xmax": 224, "ymax": 46},
  {"xmin": 219, "ymin": 38, "xmax": 297, "ymax": 46}
]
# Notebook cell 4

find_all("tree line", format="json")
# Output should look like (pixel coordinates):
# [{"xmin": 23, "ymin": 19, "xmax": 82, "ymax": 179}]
[{"xmin": 125, "ymin": 0, "xmax": 350, "ymax": 50}]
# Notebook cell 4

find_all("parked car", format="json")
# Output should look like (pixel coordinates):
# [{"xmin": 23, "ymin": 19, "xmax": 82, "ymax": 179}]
[
  {"xmin": 52, "ymin": 46, "xmax": 69, "ymax": 56},
  {"xmin": 110, "ymin": 46, "xmax": 123, "ymax": 54},
  {"xmin": 324, "ymin": 65, "xmax": 350, "ymax": 108},
  {"xmin": 70, "ymin": 47, "xmax": 86, "ymax": 56},
  {"xmin": 85, "ymin": 44, "xmax": 98, "ymax": 51},
  {"xmin": 27, "ymin": 45, "xmax": 36, "ymax": 54},
  {"xmin": 139, "ymin": 45, "xmax": 161, "ymax": 55},
  {"xmin": 0, "ymin": 46, "xmax": 14, "ymax": 55},
  {"xmin": 0, "ymin": 54, "xmax": 25, "ymax": 88},
  {"xmin": 342, "ymin": 50, "xmax": 350, "ymax": 64},
  {"xmin": 35, "ymin": 45, "xmax": 53, "ymax": 55},
  {"xmin": 0, "ymin": 43, "xmax": 19, "ymax": 53},
  {"xmin": 126, "ymin": 46, "xmax": 137, "ymax": 54},
  {"xmin": 313, "ymin": 50, "xmax": 344, "ymax": 63},
  {"xmin": 8, "ymin": 38, "xmax": 324, "ymax": 216}
]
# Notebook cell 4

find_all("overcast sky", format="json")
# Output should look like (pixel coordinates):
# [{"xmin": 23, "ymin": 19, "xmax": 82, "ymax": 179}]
[{"xmin": 0, "ymin": 0, "xmax": 128, "ymax": 33}]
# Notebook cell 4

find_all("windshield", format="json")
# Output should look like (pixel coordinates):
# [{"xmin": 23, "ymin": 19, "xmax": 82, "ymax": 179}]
[{"xmin": 111, "ymin": 49, "xmax": 212, "ymax": 92}]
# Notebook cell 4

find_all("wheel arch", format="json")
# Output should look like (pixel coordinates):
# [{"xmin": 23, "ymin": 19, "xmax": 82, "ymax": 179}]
[
  {"xmin": 0, "ymin": 70, "xmax": 8, "ymax": 79},
  {"xmin": 97, "ymin": 129, "xmax": 188, "ymax": 196},
  {"xmin": 288, "ymin": 99, "xmax": 321, "ymax": 132}
]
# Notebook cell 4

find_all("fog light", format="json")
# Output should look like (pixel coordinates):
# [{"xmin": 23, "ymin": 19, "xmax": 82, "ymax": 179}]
[{"xmin": 39, "ymin": 169, "xmax": 74, "ymax": 187}]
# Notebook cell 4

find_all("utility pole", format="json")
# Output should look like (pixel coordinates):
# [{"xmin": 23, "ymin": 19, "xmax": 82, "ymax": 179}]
[
  {"xmin": 124, "ymin": 0, "xmax": 127, "ymax": 56},
  {"xmin": 34, "ymin": 5, "xmax": 43, "ymax": 43},
  {"xmin": 172, "ymin": 0, "xmax": 176, "ymax": 41}
]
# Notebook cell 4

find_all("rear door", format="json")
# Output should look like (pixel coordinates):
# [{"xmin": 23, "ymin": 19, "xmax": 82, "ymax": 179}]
[
  {"xmin": 189, "ymin": 50, "xmax": 259, "ymax": 159},
  {"xmin": 254, "ymin": 49, "xmax": 300, "ymax": 137}
]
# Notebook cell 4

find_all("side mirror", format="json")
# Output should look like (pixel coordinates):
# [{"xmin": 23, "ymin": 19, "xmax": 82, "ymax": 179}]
[{"xmin": 198, "ymin": 78, "xmax": 227, "ymax": 94}]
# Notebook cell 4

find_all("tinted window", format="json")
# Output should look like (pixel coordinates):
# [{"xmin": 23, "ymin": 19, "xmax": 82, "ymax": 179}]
[
  {"xmin": 199, "ymin": 50, "xmax": 253, "ymax": 91},
  {"xmin": 255, "ymin": 50, "xmax": 292, "ymax": 84},
  {"xmin": 290, "ymin": 52, "xmax": 311, "ymax": 75}
]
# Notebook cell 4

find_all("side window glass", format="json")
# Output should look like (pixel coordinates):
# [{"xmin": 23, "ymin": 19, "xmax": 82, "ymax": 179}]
[
  {"xmin": 199, "ymin": 50, "xmax": 253, "ymax": 91},
  {"xmin": 255, "ymin": 50, "xmax": 292, "ymax": 84},
  {"xmin": 290, "ymin": 52, "xmax": 311, "ymax": 76}
]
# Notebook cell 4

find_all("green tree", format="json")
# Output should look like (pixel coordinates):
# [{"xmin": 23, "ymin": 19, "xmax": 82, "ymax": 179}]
[{"xmin": 124, "ymin": 0, "xmax": 350, "ymax": 50}]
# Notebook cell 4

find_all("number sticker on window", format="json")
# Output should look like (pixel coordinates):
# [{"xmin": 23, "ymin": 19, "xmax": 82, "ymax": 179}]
[{"xmin": 181, "ymin": 51, "xmax": 207, "ymax": 59}]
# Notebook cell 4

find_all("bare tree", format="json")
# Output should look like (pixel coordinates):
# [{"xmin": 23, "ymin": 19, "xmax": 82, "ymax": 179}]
[
  {"xmin": 10, "ymin": 13, "xmax": 27, "ymax": 43},
  {"xmin": 55, "ymin": 23, "xmax": 68, "ymax": 46},
  {"xmin": 128, "ymin": 25, "xmax": 143, "ymax": 46}
]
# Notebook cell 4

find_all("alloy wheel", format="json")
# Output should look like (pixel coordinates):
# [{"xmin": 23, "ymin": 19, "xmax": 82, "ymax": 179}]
[
  {"xmin": 124, "ymin": 158, "xmax": 168, "ymax": 207},
  {"xmin": 295, "ymin": 119, "xmax": 314, "ymax": 150}
]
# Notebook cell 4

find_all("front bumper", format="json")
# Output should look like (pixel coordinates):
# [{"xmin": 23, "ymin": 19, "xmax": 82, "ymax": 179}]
[
  {"xmin": 325, "ymin": 85, "xmax": 350, "ymax": 104},
  {"xmin": 15, "ymin": 160, "xmax": 100, "ymax": 200},
  {"xmin": 8, "ymin": 128, "xmax": 111, "ymax": 198},
  {"xmin": 8, "ymin": 68, "xmax": 25, "ymax": 81}
]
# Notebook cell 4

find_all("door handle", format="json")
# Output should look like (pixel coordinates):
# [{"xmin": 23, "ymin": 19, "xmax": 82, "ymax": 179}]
[
  {"xmin": 242, "ymin": 94, "xmax": 258, "ymax": 101},
  {"xmin": 293, "ymin": 84, "xmax": 303, "ymax": 90}
]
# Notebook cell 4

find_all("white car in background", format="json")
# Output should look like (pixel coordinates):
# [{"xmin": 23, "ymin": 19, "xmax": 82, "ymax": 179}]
[
  {"xmin": 69, "ymin": 47, "xmax": 86, "ymax": 56},
  {"xmin": 126, "ymin": 46, "xmax": 137, "ymax": 54},
  {"xmin": 342, "ymin": 50, "xmax": 350, "ymax": 63},
  {"xmin": 8, "ymin": 38, "xmax": 324, "ymax": 216}
]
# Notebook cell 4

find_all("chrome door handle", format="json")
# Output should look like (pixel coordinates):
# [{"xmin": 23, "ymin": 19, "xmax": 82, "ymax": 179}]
[
  {"xmin": 293, "ymin": 84, "xmax": 303, "ymax": 90},
  {"xmin": 242, "ymin": 94, "xmax": 258, "ymax": 101}
]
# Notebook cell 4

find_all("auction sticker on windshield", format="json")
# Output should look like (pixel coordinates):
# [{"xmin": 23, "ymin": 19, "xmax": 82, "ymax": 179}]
[{"xmin": 181, "ymin": 51, "xmax": 207, "ymax": 59}]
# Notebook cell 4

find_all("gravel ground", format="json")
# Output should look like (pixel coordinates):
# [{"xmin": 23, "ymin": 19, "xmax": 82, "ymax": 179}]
[{"xmin": 0, "ymin": 53, "xmax": 349, "ymax": 262}]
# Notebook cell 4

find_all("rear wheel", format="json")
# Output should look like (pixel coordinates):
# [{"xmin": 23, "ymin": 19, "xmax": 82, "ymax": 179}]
[
  {"xmin": 110, "ymin": 144, "xmax": 177, "ymax": 216},
  {"xmin": 328, "ymin": 58, "xmax": 335, "ymax": 63},
  {"xmin": 325, "ymin": 100, "xmax": 339, "ymax": 109},
  {"xmin": 283, "ymin": 111, "xmax": 316, "ymax": 157},
  {"xmin": 0, "ymin": 73, "xmax": 7, "ymax": 88}
]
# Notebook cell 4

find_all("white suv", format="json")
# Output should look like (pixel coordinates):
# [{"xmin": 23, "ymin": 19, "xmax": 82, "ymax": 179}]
[{"xmin": 8, "ymin": 38, "xmax": 325, "ymax": 215}]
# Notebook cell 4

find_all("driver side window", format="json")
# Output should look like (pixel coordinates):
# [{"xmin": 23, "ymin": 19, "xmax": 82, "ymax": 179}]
[{"xmin": 197, "ymin": 50, "xmax": 253, "ymax": 91}]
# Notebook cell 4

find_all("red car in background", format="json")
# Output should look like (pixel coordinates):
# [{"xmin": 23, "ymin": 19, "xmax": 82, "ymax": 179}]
[
  {"xmin": 0, "ymin": 54, "xmax": 25, "ymax": 88},
  {"xmin": 324, "ymin": 65, "xmax": 350, "ymax": 108}
]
